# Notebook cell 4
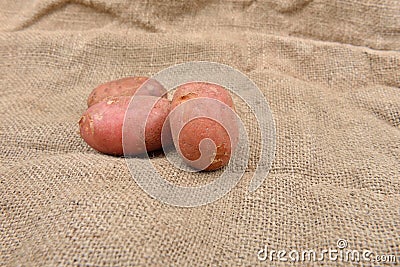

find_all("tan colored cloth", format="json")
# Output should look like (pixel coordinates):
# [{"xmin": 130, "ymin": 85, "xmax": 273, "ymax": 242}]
[{"xmin": 1, "ymin": 0, "xmax": 399, "ymax": 266}]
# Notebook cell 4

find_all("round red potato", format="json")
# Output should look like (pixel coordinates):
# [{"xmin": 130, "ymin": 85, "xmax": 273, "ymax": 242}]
[
  {"xmin": 79, "ymin": 96, "xmax": 171, "ymax": 156},
  {"xmin": 170, "ymin": 82, "xmax": 238, "ymax": 171},
  {"xmin": 87, "ymin": 77, "xmax": 167, "ymax": 107}
]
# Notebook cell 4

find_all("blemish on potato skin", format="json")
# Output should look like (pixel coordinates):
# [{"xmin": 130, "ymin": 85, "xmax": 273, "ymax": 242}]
[
  {"xmin": 212, "ymin": 158, "xmax": 223, "ymax": 164},
  {"xmin": 180, "ymin": 92, "xmax": 198, "ymax": 101},
  {"xmin": 78, "ymin": 115, "xmax": 86, "ymax": 125},
  {"xmin": 93, "ymin": 114, "xmax": 103, "ymax": 121},
  {"xmin": 88, "ymin": 114, "xmax": 95, "ymax": 135}
]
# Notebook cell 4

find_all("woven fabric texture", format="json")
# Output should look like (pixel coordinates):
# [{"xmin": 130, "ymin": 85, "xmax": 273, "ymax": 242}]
[{"xmin": 1, "ymin": 0, "xmax": 399, "ymax": 266}]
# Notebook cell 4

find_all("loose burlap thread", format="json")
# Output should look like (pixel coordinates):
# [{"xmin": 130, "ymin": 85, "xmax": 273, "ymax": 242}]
[{"xmin": 1, "ymin": 0, "xmax": 399, "ymax": 266}]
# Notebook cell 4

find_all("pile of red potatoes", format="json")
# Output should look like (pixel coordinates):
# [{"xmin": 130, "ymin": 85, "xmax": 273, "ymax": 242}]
[{"xmin": 79, "ymin": 77, "xmax": 238, "ymax": 171}]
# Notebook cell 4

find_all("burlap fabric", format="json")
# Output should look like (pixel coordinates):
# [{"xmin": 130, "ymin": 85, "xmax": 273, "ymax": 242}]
[{"xmin": 1, "ymin": 0, "xmax": 399, "ymax": 266}]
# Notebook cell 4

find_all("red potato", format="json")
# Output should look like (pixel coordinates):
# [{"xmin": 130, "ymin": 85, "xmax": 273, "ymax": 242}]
[
  {"xmin": 87, "ymin": 77, "xmax": 167, "ymax": 107},
  {"xmin": 170, "ymin": 82, "xmax": 238, "ymax": 171},
  {"xmin": 79, "ymin": 96, "xmax": 171, "ymax": 156}
]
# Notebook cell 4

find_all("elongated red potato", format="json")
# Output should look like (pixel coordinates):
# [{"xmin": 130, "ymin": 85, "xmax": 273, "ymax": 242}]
[
  {"xmin": 87, "ymin": 77, "xmax": 167, "ymax": 107},
  {"xmin": 79, "ymin": 96, "xmax": 171, "ymax": 156},
  {"xmin": 170, "ymin": 82, "xmax": 238, "ymax": 171}
]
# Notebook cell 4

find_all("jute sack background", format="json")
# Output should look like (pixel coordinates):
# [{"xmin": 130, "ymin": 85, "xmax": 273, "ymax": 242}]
[{"xmin": 1, "ymin": 0, "xmax": 399, "ymax": 266}]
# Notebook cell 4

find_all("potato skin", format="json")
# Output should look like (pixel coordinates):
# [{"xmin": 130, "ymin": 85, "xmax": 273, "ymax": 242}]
[
  {"xmin": 170, "ymin": 82, "xmax": 238, "ymax": 171},
  {"xmin": 79, "ymin": 96, "xmax": 171, "ymax": 156},
  {"xmin": 87, "ymin": 77, "xmax": 167, "ymax": 107}
]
